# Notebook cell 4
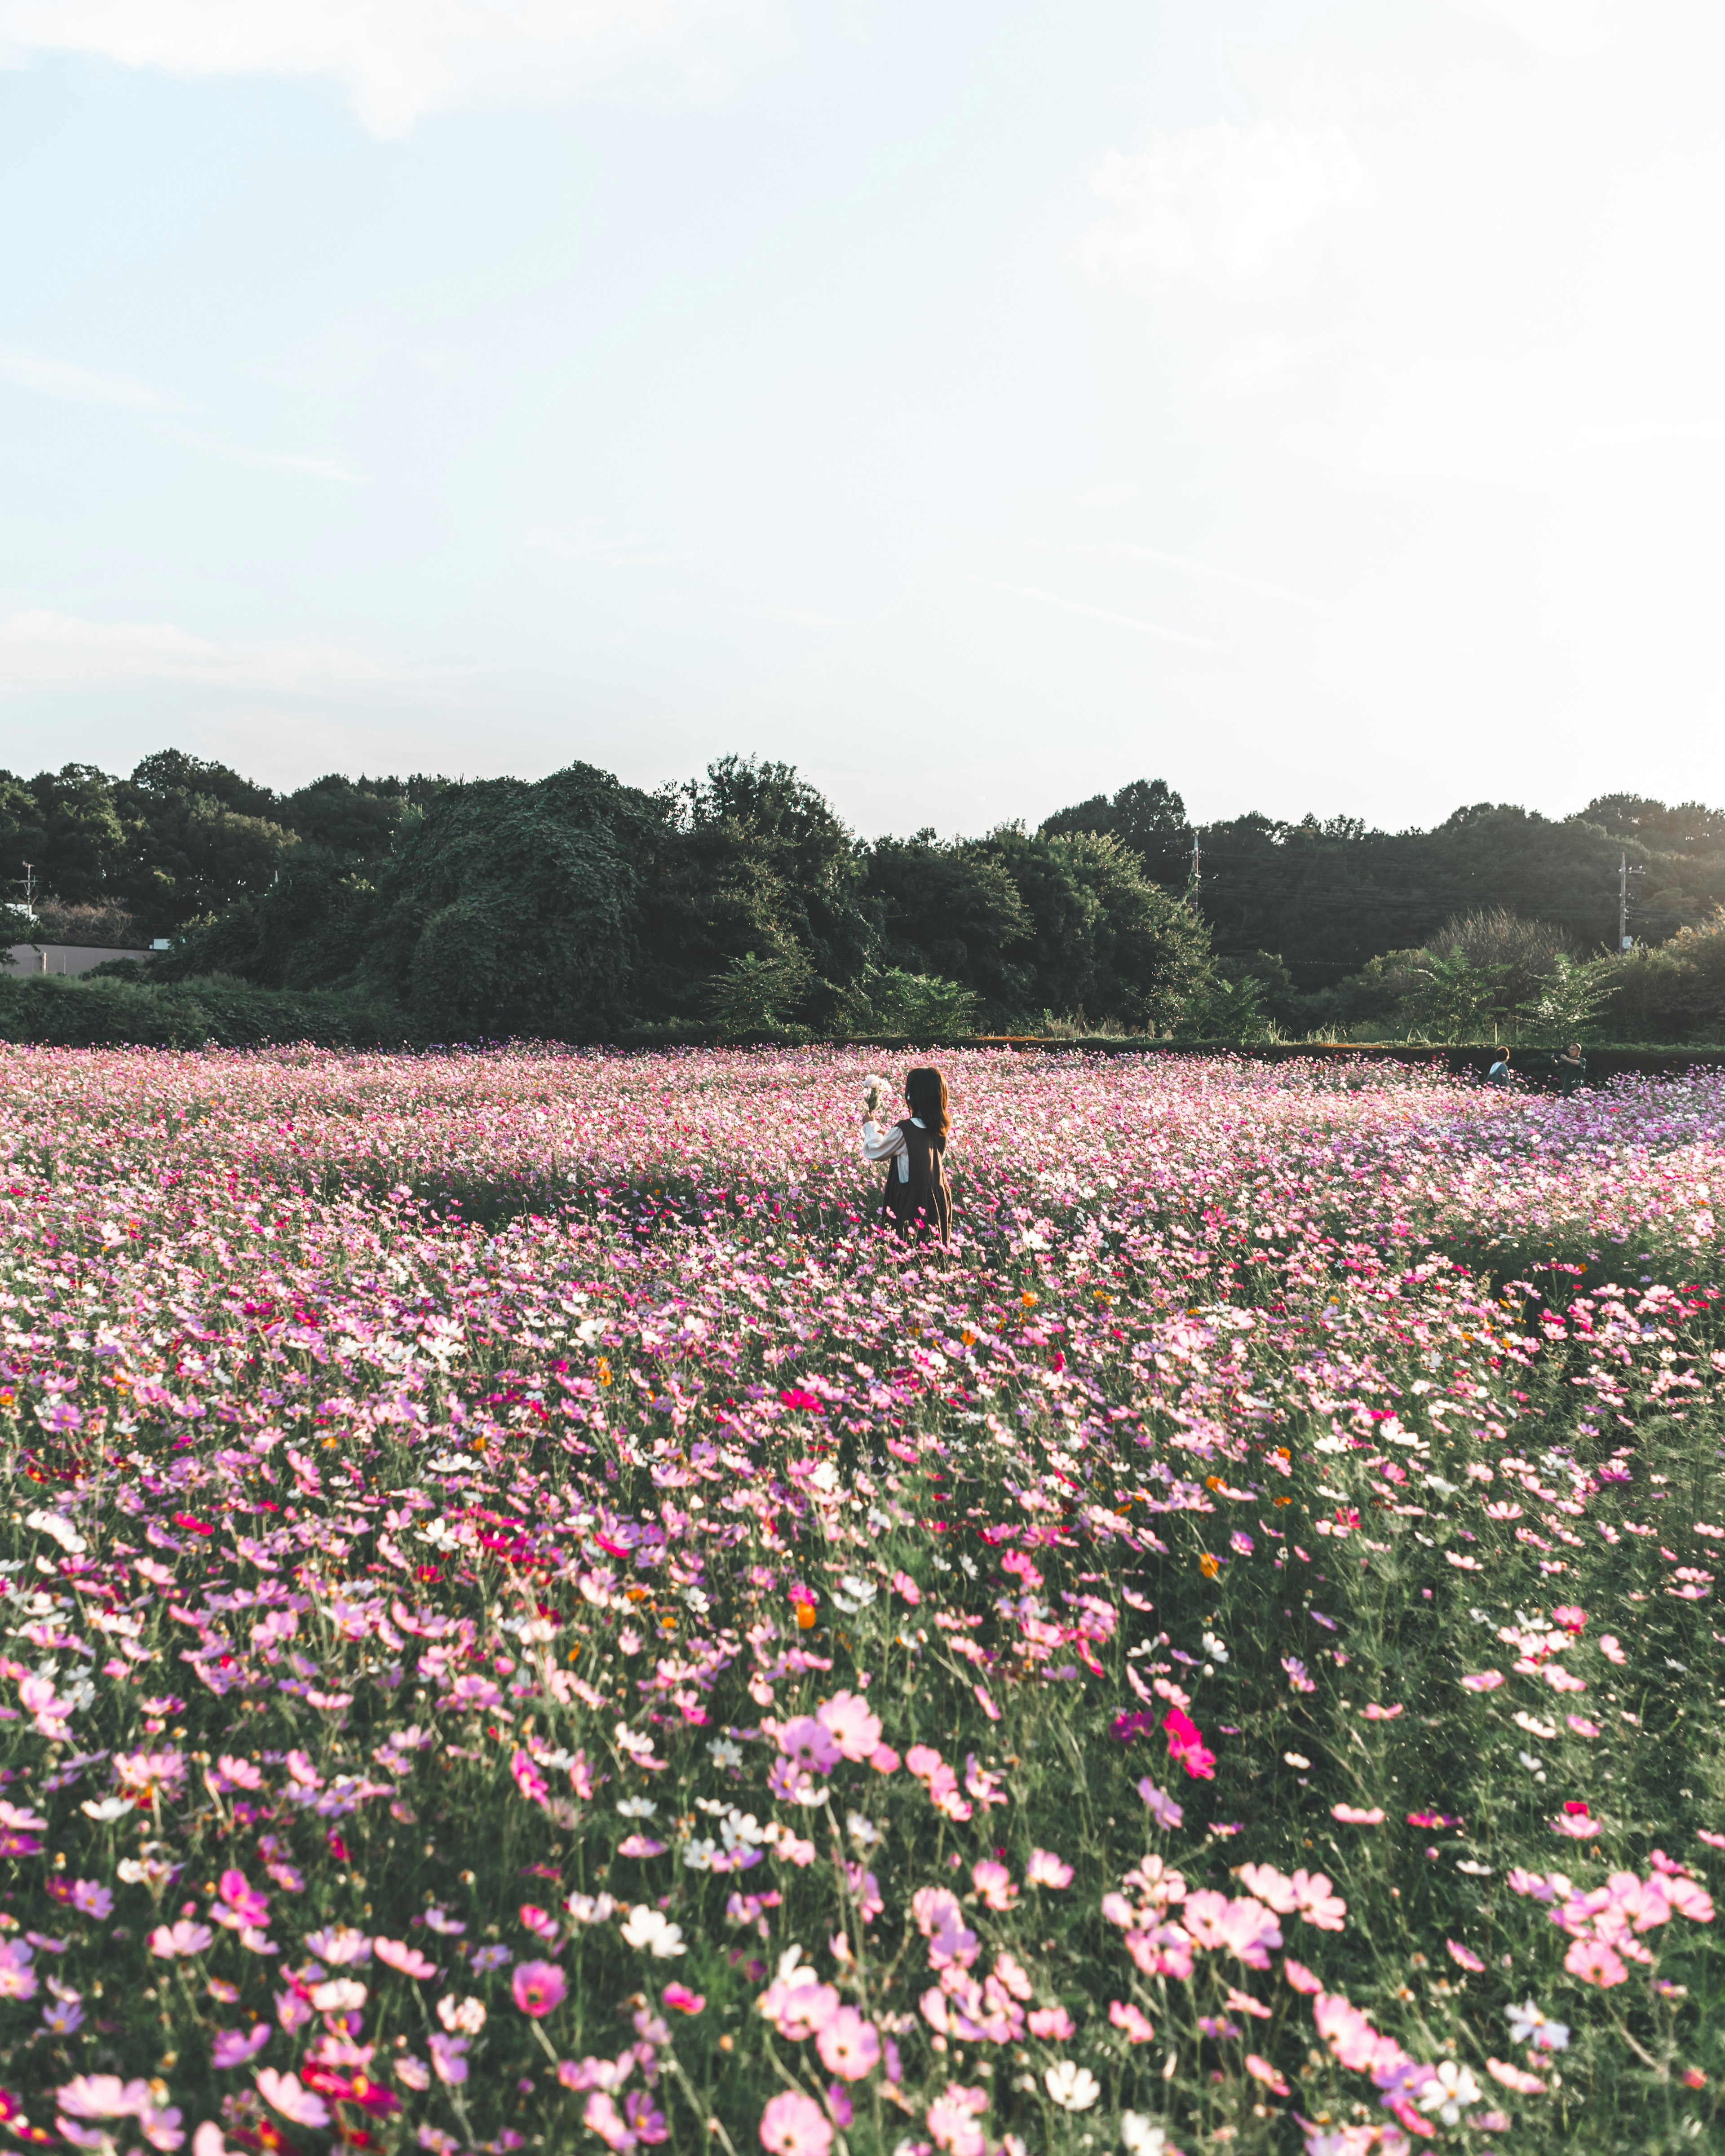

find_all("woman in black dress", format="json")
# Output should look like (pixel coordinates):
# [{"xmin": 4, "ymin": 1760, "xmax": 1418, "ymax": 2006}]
[{"xmin": 860, "ymin": 1066, "xmax": 951, "ymax": 1244}]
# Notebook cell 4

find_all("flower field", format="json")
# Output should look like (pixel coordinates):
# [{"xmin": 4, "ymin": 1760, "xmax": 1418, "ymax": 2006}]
[{"xmin": 0, "ymin": 1043, "xmax": 1722, "ymax": 2156}]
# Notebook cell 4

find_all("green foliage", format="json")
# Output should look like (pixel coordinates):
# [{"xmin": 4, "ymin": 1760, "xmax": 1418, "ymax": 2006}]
[
  {"xmin": 640, "ymin": 756, "xmax": 872, "ymax": 1027},
  {"xmin": 0, "ymin": 968, "xmax": 417, "ymax": 1047},
  {"xmin": 371, "ymin": 764, "xmax": 659, "ymax": 1040},
  {"xmin": 1518, "ymin": 950, "xmax": 1621, "ymax": 1046},
  {"xmin": 1176, "ymin": 969, "xmax": 1278, "ymax": 1042},
  {"xmin": 979, "ymin": 827, "xmax": 1213, "ymax": 1031},
  {"xmin": 1399, "ymin": 946, "xmax": 1508, "ymax": 1042},
  {"xmin": 1606, "ymin": 910, "xmax": 1725, "ymax": 1040},
  {"xmin": 1046, "ymin": 781, "xmax": 1725, "ymax": 994},
  {"xmin": 705, "ymin": 943, "xmax": 815, "ymax": 1038},
  {"xmin": 863, "ymin": 967, "xmax": 980, "ymax": 1036},
  {"xmin": 861, "ymin": 832, "xmax": 1036, "ymax": 1021}
]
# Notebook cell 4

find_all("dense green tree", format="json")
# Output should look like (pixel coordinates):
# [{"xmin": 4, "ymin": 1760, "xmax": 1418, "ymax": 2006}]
[
  {"xmin": 158, "ymin": 845, "xmax": 381, "ymax": 990},
  {"xmin": 861, "ymin": 833, "xmax": 1035, "ymax": 1018},
  {"xmin": 973, "ymin": 827, "xmax": 1212, "ymax": 1030},
  {"xmin": 0, "ymin": 765, "xmax": 127, "ymax": 907},
  {"xmin": 1044, "ymin": 776, "xmax": 1192, "ymax": 879},
  {"xmin": 368, "ymin": 762, "xmax": 660, "ymax": 1039},
  {"xmin": 637, "ymin": 756, "xmax": 872, "ymax": 1026},
  {"xmin": 284, "ymin": 773, "xmax": 443, "ymax": 863}
]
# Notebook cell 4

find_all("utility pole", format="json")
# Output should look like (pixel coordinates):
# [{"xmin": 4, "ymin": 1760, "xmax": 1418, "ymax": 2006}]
[
  {"xmin": 1617, "ymin": 852, "xmax": 1642, "ymax": 953},
  {"xmin": 1189, "ymin": 833, "xmax": 1202, "ymax": 888},
  {"xmin": 14, "ymin": 862, "xmax": 35, "ymax": 915}
]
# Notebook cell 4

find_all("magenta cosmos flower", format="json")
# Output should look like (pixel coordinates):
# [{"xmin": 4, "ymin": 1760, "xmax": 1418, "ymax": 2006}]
[{"xmin": 512, "ymin": 1959, "xmax": 568, "ymax": 2017}]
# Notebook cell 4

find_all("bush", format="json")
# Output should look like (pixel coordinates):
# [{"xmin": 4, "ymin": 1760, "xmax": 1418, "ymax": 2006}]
[{"xmin": 0, "ymin": 971, "xmax": 423, "ymax": 1048}]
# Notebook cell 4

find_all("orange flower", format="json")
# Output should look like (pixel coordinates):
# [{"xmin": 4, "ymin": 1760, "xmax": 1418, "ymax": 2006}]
[
  {"xmin": 795, "ymin": 1603, "xmax": 818, "ymax": 1630},
  {"xmin": 1199, "ymin": 1552, "xmax": 1221, "ymax": 1578}
]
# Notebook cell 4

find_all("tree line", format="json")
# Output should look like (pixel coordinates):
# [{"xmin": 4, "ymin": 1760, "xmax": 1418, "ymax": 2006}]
[{"xmin": 3, "ymin": 751, "xmax": 1723, "ymax": 1042}]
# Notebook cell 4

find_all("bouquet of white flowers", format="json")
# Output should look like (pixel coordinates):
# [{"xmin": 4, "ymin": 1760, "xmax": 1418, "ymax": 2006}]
[{"xmin": 861, "ymin": 1074, "xmax": 889, "ymax": 1118}]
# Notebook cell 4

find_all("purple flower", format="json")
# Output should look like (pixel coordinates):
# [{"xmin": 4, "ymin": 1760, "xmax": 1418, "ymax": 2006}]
[
  {"xmin": 212, "ymin": 2025, "xmax": 271, "ymax": 2069},
  {"xmin": 69, "ymin": 1882, "xmax": 112, "ymax": 1920},
  {"xmin": 1136, "ymin": 1778, "xmax": 1184, "ymax": 1830},
  {"xmin": 1281, "ymin": 1655, "xmax": 1316, "ymax": 1694}
]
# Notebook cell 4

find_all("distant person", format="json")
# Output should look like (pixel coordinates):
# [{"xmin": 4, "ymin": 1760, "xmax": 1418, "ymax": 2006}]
[
  {"xmin": 1552, "ymin": 1042, "xmax": 1586, "ymax": 1095},
  {"xmin": 1485, "ymin": 1052, "xmax": 1511, "ymax": 1087},
  {"xmin": 861, "ymin": 1066, "xmax": 952, "ymax": 1245}
]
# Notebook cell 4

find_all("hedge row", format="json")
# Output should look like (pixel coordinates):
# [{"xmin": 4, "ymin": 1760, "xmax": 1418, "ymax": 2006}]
[
  {"xmin": 0, "ymin": 971, "xmax": 426, "ymax": 1050},
  {"xmin": 4, "ymin": 973, "xmax": 1725, "ymax": 1074}
]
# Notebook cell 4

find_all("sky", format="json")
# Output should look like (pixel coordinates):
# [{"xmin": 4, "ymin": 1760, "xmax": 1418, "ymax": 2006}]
[{"xmin": 0, "ymin": 0, "xmax": 1721, "ymax": 839}]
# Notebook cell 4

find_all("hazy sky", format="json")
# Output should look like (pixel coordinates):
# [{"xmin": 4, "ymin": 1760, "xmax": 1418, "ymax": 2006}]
[{"xmin": 0, "ymin": 0, "xmax": 1720, "ymax": 837}]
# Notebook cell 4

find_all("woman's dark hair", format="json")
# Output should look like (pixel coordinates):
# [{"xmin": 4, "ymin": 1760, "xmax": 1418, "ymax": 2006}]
[{"xmin": 904, "ymin": 1067, "xmax": 949, "ymax": 1148}]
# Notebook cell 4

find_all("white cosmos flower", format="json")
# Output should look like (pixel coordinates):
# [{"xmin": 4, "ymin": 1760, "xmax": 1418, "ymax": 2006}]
[
  {"xmin": 1043, "ymin": 2060, "xmax": 1100, "ymax": 2112},
  {"xmin": 619, "ymin": 1907, "xmax": 686, "ymax": 1957},
  {"xmin": 1121, "ymin": 2118, "xmax": 1169, "ymax": 2156},
  {"xmin": 1415, "ymin": 2060, "xmax": 1480, "ymax": 2124}
]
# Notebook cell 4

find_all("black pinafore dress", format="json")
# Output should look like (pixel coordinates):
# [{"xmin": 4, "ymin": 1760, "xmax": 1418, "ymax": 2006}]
[{"xmin": 880, "ymin": 1118, "xmax": 951, "ymax": 1243}]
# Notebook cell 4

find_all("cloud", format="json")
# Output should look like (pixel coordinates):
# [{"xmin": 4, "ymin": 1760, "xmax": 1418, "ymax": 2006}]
[
  {"xmin": 1431, "ymin": 0, "xmax": 1617, "ymax": 57},
  {"xmin": 0, "ymin": 344, "xmax": 165, "ymax": 409},
  {"xmin": 0, "ymin": 610, "xmax": 421, "ymax": 696},
  {"xmin": 961, "ymin": 575, "xmax": 1222, "ymax": 652},
  {"xmin": 1084, "ymin": 123, "xmax": 1374, "ymax": 281},
  {"xmin": 0, "ymin": 0, "xmax": 765, "ymax": 137}
]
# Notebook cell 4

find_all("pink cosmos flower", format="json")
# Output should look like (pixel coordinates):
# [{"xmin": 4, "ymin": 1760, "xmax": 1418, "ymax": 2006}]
[
  {"xmin": 0, "ymin": 1944, "xmax": 36, "ymax": 2000},
  {"xmin": 511, "ymin": 1749, "xmax": 550, "ymax": 1806},
  {"xmin": 1461, "ymin": 1671, "xmax": 1506, "ymax": 1691},
  {"xmin": 662, "ymin": 1983, "xmax": 705, "ymax": 2014},
  {"xmin": 1487, "ymin": 2059, "xmax": 1547, "ymax": 2093},
  {"xmin": 816, "ymin": 2006, "xmax": 880, "ymax": 2081},
  {"xmin": 513, "ymin": 1959, "xmax": 567, "ymax": 2017},
  {"xmin": 971, "ymin": 1860, "xmax": 1017, "ymax": 1910},
  {"xmin": 1446, "ymin": 1940, "xmax": 1486, "ymax": 1973},
  {"xmin": 254, "ymin": 2071, "xmax": 330, "ymax": 2129},
  {"xmin": 1292, "ymin": 1870, "xmax": 1348, "ymax": 1931},
  {"xmin": 373, "ymin": 1937, "xmax": 439, "ymax": 1979},
  {"xmin": 149, "ymin": 1921, "xmax": 213, "ymax": 1959},
  {"xmin": 1564, "ymin": 1937, "xmax": 1628, "ymax": 1987},
  {"xmin": 758, "ymin": 2089, "xmax": 832, "ymax": 2156},
  {"xmin": 1283, "ymin": 1958, "xmax": 1322, "ymax": 1994},
  {"xmin": 1027, "ymin": 2006, "xmax": 1075, "ymax": 2040},
  {"xmin": 1313, "ymin": 1992, "xmax": 1391, "ymax": 2072},
  {"xmin": 892, "ymin": 1570, "xmax": 921, "ymax": 1605},
  {"xmin": 1331, "ymin": 1805, "xmax": 1385, "ymax": 1825},
  {"xmin": 1245, "ymin": 2053, "xmax": 1290, "ymax": 2095},
  {"xmin": 1026, "ymin": 1849, "xmax": 1073, "ymax": 1888},
  {"xmin": 55, "ymin": 2078, "xmax": 151, "ymax": 2120},
  {"xmin": 585, "ymin": 2092, "xmax": 637, "ymax": 2152},
  {"xmin": 760, "ymin": 1973, "xmax": 839, "ymax": 2041},
  {"xmin": 924, "ymin": 2082, "xmax": 988, "ymax": 2156},
  {"xmin": 1109, "ymin": 1999, "xmax": 1156, "ymax": 2042},
  {"xmin": 815, "ymin": 1692, "xmax": 881, "ymax": 1762},
  {"xmin": 217, "ymin": 1870, "xmax": 269, "ymax": 1926},
  {"xmin": 1236, "ymin": 1864, "xmax": 1298, "ymax": 1914},
  {"xmin": 778, "ymin": 1717, "xmax": 841, "ymax": 1776}
]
